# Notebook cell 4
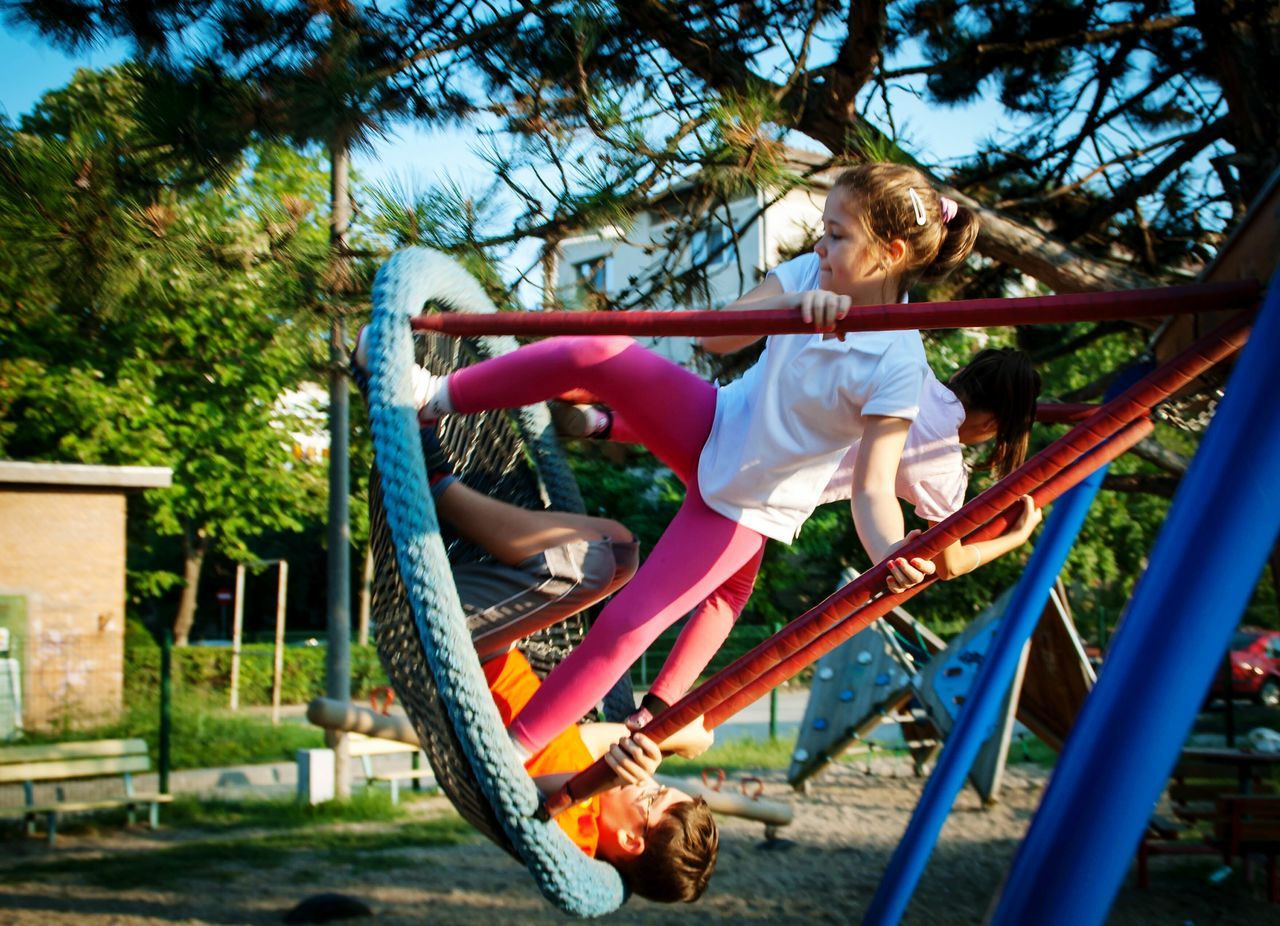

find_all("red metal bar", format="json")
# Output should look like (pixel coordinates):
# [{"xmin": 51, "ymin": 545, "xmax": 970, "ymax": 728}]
[
  {"xmin": 416, "ymin": 281, "xmax": 1256, "ymax": 339},
  {"xmin": 559, "ymin": 397, "xmax": 1099, "ymax": 428},
  {"xmin": 1036, "ymin": 402, "xmax": 1099, "ymax": 423},
  {"xmin": 703, "ymin": 416, "xmax": 1155, "ymax": 727},
  {"xmin": 538, "ymin": 310, "xmax": 1252, "ymax": 820}
]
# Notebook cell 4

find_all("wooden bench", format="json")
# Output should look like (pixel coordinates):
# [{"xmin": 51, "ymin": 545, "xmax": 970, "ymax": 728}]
[
  {"xmin": 0, "ymin": 738, "xmax": 172, "ymax": 845},
  {"xmin": 1216, "ymin": 794, "xmax": 1280, "ymax": 902},
  {"xmin": 348, "ymin": 733, "xmax": 436, "ymax": 804},
  {"xmin": 1139, "ymin": 752, "xmax": 1280, "ymax": 896}
]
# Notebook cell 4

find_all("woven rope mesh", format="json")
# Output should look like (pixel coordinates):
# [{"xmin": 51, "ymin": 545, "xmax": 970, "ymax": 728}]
[
  {"xmin": 367, "ymin": 327, "xmax": 591, "ymax": 849},
  {"xmin": 366, "ymin": 321, "xmax": 631, "ymax": 849}
]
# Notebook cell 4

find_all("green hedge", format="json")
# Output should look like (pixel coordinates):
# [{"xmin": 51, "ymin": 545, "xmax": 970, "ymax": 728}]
[{"xmin": 125, "ymin": 620, "xmax": 388, "ymax": 708}]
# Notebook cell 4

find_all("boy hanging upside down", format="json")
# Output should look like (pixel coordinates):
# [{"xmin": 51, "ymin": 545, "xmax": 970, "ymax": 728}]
[
  {"xmin": 355, "ymin": 341, "xmax": 720, "ymax": 903},
  {"xmin": 421, "ymin": 427, "xmax": 720, "ymax": 903}
]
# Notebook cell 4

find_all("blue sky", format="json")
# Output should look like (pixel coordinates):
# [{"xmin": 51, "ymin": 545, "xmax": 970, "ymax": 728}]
[{"xmin": 0, "ymin": 26, "xmax": 497, "ymax": 189}]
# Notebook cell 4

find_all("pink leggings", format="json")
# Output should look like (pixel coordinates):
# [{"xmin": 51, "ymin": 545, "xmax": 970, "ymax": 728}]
[{"xmin": 449, "ymin": 337, "xmax": 766, "ymax": 752}]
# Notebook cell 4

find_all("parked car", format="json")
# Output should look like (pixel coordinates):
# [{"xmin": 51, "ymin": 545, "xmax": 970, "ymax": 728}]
[{"xmin": 1209, "ymin": 629, "xmax": 1280, "ymax": 708}]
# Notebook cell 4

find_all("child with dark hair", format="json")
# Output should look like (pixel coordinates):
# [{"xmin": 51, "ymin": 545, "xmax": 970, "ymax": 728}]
[{"xmin": 484, "ymin": 644, "xmax": 718, "ymax": 903}]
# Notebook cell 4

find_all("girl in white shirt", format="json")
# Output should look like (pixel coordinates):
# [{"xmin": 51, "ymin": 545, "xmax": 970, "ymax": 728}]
[
  {"xmin": 376, "ymin": 163, "xmax": 987, "ymax": 753},
  {"xmin": 641, "ymin": 344, "xmax": 1044, "ymax": 713}
]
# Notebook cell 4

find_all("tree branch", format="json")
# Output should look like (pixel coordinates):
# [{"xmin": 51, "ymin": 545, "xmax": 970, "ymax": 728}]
[
  {"xmin": 1101, "ymin": 473, "xmax": 1180, "ymax": 497},
  {"xmin": 1130, "ymin": 436, "xmax": 1190, "ymax": 475},
  {"xmin": 1030, "ymin": 321, "xmax": 1132, "ymax": 364},
  {"xmin": 883, "ymin": 15, "xmax": 1193, "ymax": 80},
  {"xmin": 617, "ymin": 2, "xmax": 1156, "ymax": 292},
  {"xmin": 1059, "ymin": 117, "xmax": 1229, "ymax": 241}
]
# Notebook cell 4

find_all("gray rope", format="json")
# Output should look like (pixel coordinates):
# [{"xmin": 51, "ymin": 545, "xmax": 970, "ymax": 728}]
[{"xmin": 365, "ymin": 247, "xmax": 625, "ymax": 917}]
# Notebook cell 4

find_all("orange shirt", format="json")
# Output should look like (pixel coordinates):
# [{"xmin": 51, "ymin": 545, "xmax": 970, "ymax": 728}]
[{"xmin": 482, "ymin": 650, "xmax": 601, "ymax": 856}]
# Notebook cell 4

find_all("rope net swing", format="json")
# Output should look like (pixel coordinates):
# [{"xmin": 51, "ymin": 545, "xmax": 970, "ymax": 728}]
[
  {"xmin": 362, "ymin": 246, "xmax": 1257, "ymax": 913},
  {"xmin": 364, "ymin": 250, "xmax": 628, "ymax": 916}
]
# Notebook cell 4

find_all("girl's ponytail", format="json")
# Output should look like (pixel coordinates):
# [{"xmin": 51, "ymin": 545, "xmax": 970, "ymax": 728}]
[
  {"xmin": 921, "ymin": 205, "xmax": 980, "ymax": 283},
  {"xmin": 949, "ymin": 348, "xmax": 1042, "ymax": 479}
]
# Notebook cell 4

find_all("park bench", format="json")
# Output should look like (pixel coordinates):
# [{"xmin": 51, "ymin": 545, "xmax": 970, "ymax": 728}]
[
  {"xmin": 348, "ymin": 733, "xmax": 437, "ymax": 804},
  {"xmin": 1215, "ymin": 794, "xmax": 1280, "ymax": 902},
  {"xmin": 1138, "ymin": 750, "xmax": 1280, "ymax": 901},
  {"xmin": 0, "ymin": 738, "xmax": 171, "ymax": 845}
]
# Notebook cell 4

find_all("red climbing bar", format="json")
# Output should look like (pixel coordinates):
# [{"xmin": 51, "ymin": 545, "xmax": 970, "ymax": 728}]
[
  {"xmin": 538, "ymin": 311, "xmax": 1252, "ymax": 821},
  {"xmin": 416, "ymin": 281, "xmax": 1257, "ymax": 339},
  {"xmin": 643, "ymin": 312, "xmax": 1248, "ymax": 736},
  {"xmin": 1036, "ymin": 402, "xmax": 1099, "ymax": 423}
]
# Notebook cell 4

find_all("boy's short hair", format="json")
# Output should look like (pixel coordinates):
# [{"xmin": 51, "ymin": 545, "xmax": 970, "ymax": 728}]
[{"xmin": 614, "ymin": 796, "xmax": 718, "ymax": 903}]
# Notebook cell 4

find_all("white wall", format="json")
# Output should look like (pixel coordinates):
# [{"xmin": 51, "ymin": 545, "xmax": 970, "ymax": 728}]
[{"xmin": 556, "ymin": 182, "xmax": 830, "ymax": 368}]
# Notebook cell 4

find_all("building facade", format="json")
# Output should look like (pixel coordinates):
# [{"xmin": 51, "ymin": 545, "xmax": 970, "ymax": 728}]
[{"xmin": 556, "ymin": 152, "xmax": 839, "ymax": 365}]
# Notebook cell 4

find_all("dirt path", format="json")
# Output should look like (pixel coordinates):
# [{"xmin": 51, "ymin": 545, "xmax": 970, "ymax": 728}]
[{"xmin": 0, "ymin": 760, "xmax": 1272, "ymax": 925}]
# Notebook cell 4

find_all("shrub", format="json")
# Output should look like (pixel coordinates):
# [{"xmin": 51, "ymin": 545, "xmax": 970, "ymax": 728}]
[{"xmin": 124, "ymin": 620, "xmax": 389, "ymax": 708}]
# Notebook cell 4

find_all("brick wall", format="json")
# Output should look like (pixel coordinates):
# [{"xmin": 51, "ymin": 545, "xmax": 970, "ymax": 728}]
[{"xmin": 0, "ymin": 488, "xmax": 126, "ymax": 730}]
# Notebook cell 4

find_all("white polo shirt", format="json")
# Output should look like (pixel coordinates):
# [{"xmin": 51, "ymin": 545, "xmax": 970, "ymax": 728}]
[
  {"xmin": 818, "ymin": 370, "xmax": 969, "ymax": 523},
  {"xmin": 696, "ymin": 254, "xmax": 928, "ymax": 543}
]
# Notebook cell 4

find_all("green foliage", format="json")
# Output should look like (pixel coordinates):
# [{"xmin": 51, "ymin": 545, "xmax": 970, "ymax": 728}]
[
  {"xmin": 20, "ymin": 681, "xmax": 328, "ymax": 769},
  {"xmin": 10, "ymin": 618, "xmax": 393, "ymax": 770},
  {"xmin": 0, "ymin": 66, "xmax": 334, "ymax": 635}
]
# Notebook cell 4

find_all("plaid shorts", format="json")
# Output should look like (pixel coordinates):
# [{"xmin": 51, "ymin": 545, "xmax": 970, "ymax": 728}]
[{"xmin": 457, "ymin": 539, "xmax": 639, "ymax": 659}]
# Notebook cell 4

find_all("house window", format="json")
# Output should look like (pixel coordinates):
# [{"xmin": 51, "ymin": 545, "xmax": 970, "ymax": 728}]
[
  {"xmin": 691, "ymin": 223, "xmax": 735, "ymax": 268},
  {"xmin": 574, "ymin": 256, "xmax": 611, "ymax": 301},
  {"xmin": 573, "ymin": 255, "xmax": 613, "ymax": 309}
]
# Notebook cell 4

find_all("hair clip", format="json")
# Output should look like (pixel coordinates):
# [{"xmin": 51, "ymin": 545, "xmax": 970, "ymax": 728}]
[
  {"xmin": 907, "ymin": 188, "xmax": 927, "ymax": 226},
  {"xmin": 939, "ymin": 195, "xmax": 958, "ymax": 224}
]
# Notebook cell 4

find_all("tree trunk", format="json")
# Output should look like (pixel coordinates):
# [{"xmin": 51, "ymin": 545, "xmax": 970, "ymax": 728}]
[
  {"xmin": 327, "ymin": 134, "xmax": 352, "ymax": 707},
  {"xmin": 357, "ymin": 542, "xmax": 372, "ymax": 647},
  {"xmin": 956, "ymin": 192, "xmax": 1156, "ymax": 293},
  {"xmin": 541, "ymin": 237, "xmax": 562, "ymax": 310},
  {"xmin": 1270, "ymin": 540, "xmax": 1280, "ymax": 623},
  {"xmin": 327, "ymin": 105, "xmax": 354, "ymax": 798},
  {"xmin": 173, "ymin": 525, "xmax": 208, "ymax": 646}
]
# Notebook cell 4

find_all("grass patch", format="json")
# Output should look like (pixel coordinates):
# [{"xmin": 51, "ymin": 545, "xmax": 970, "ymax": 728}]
[
  {"xmin": 661, "ymin": 735, "xmax": 794, "ymax": 776},
  {"xmin": 1, "ymin": 809, "xmax": 475, "ymax": 890},
  {"xmin": 14, "ymin": 692, "xmax": 324, "ymax": 770},
  {"xmin": 1007, "ymin": 734, "xmax": 1058, "ymax": 768}
]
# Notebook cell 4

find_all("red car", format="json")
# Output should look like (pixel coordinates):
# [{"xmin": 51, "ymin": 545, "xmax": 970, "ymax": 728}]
[{"xmin": 1211, "ymin": 629, "xmax": 1280, "ymax": 708}]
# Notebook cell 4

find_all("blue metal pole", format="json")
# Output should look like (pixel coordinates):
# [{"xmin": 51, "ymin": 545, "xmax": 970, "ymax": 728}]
[
  {"xmin": 861, "ymin": 371, "xmax": 1142, "ymax": 926},
  {"xmin": 991, "ymin": 279, "xmax": 1280, "ymax": 926}
]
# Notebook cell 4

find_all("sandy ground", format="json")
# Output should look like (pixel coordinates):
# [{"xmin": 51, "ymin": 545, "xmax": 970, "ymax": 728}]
[{"xmin": 0, "ymin": 758, "xmax": 1273, "ymax": 926}]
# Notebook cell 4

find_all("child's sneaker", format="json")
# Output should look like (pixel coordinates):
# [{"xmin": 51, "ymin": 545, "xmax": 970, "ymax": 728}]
[{"xmin": 353, "ymin": 325, "xmax": 452, "ymax": 421}]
